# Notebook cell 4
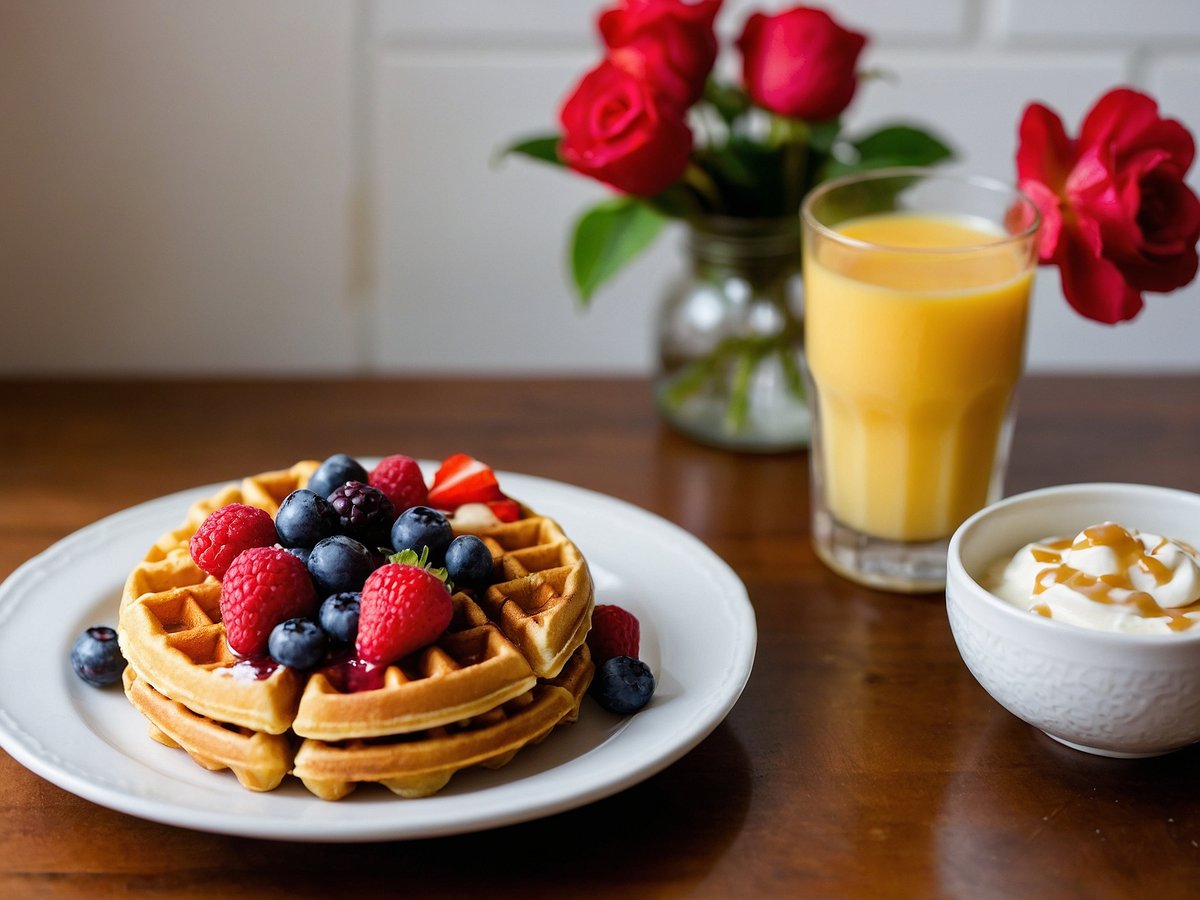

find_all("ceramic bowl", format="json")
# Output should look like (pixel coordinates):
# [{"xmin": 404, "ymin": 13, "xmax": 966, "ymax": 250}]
[{"xmin": 945, "ymin": 483, "xmax": 1200, "ymax": 758}]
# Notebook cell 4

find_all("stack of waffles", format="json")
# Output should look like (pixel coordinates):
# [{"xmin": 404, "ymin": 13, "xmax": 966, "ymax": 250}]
[{"xmin": 117, "ymin": 462, "xmax": 594, "ymax": 800}]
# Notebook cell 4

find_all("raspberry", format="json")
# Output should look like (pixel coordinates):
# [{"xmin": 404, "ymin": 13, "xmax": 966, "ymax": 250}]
[
  {"xmin": 588, "ymin": 604, "xmax": 640, "ymax": 663},
  {"xmin": 190, "ymin": 503, "xmax": 278, "ymax": 580},
  {"xmin": 220, "ymin": 546, "xmax": 318, "ymax": 657},
  {"xmin": 328, "ymin": 481, "xmax": 396, "ymax": 548},
  {"xmin": 356, "ymin": 563, "xmax": 453, "ymax": 666},
  {"xmin": 369, "ymin": 454, "xmax": 429, "ymax": 512}
]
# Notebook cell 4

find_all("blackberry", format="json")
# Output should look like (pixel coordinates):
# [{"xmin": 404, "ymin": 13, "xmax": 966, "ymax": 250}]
[
  {"xmin": 307, "ymin": 453, "xmax": 368, "ymax": 500},
  {"xmin": 329, "ymin": 481, "xmax": 396, "ymax": 548}
]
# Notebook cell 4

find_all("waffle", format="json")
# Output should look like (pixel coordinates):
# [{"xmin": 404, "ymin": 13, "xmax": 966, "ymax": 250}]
[
  {"xmin": 116, "ymin": 460, "xmax": 595, "ymax": 798},
  {"xmin": 292, "ymin": 644, "xmax": 593, "ymax": 800}
]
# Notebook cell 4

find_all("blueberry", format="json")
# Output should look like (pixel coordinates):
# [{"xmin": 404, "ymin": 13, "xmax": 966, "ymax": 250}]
[
  {"xmin": 328, "ymin": 481, "xmax": 395, "ymax": 548},
  {"xmin": 70, "ymin": 625, "xmax": 126, "ymax": 687},
  {"xmin": 276, "ymin": 489, "xmax": 339, "ymax": 548},
  {"xmin": 267, "ymin": 618, "xmax": 327, "ymax": 670},
  {"xmin": 591, "ymin": 656, "xmax": 655, "ymax": 714},
  {"xmin": 284, "ymin": 545, "xmax": 311, "ymax": 567},
  {"xmin": 307, "ymin": 534, "xmax": 375, "ymax": 595},
  {"xmin": 390, "ymin": 506, "xmax": 452, "ymax": 561},
  {"xmin": 307, "ymin": 453, "xmax": 368, "ymax": 500},
  {"xmin": 444, "ymin": 535, "xmax": 493, "ymax": 589},
  {"xmin": 319, "ymin": 592, "xmax": 361, "ymax": 644}
]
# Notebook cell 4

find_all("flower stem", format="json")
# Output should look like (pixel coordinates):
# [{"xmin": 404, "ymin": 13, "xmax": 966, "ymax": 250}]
[{"xmin": 683, "ymin": 162, "xmax": 724, "ymax": 213}]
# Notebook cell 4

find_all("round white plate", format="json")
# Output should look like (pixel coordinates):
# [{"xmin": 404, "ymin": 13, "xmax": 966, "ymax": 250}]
[{"xmin": 0, "ymin": 468, "xmax": 756, "ymax": 841}]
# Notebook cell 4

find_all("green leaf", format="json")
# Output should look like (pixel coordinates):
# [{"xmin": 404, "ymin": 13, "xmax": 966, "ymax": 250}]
[
  {"xmin": 496, "ymin": 134, "xmax": 563, "ymax": 167},
  {"xmin": 702, "ymin": 79, "xmax": 751, "ymax": 128},
  {"xmin": 386, "ymin": 546, "xmax": 451, "ymax": 588},
  {"xmin": 807, "ymin": 119, "xmax": 842, "ymax": 155},
  {"xmin": 570, "ymin": 199, "xmax": 666, "ymax": 303},
  {"xmin": 851, "ymin": 124, "xmax": 954, "ymax": 168}
]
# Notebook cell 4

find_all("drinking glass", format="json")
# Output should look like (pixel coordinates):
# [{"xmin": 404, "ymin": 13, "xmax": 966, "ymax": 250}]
[{"xmin": 801, "ymin": 167, "xmax": 1041, "ymax": 592}]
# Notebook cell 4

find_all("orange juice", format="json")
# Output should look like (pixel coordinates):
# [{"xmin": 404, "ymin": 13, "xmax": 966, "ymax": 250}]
[{"xmin": 804, "ymin": 212, "xmax": 1034, "ymax": 542}]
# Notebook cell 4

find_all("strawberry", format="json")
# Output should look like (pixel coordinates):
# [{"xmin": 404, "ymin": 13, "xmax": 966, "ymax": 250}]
[
  {"xmin": 356, "ymin": 563, "xmax": 453, "ymax": 665},
  {"xmin": 486, "ymin": 498, "xmax": 522, "ymax": 523},
  {"xmin": 368, "ymin": 454, "xmax": 429, "ymax": 511},
  {"xmin": 190, "ymin": 503, "xmax": 279, "ymax": 580},
  {"xmin": 427, "ymin": 453, "xmax": 506, "ymax": 511},
  {"xmin": 588, "ymin": 604, "xmax": 640, "ymax": 663},
  {"xmin": 219, "ymin": 547, "xmax": 318, "ymax": 656}
]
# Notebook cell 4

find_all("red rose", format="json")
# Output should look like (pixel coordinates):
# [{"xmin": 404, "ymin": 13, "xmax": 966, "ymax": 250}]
[
  {"xmin": 559, "ymin": 60, "xmax": 693, "ymax": 197},
  {"xmin": 598, "ymin": 0, "xmax": 721, "ymax": 110},
  {"xmin": 1017, "ymin": 88, "xmax": 1200, "ymax": 323},
  {"xmin": 736, "ymin": 6, "xmax": 867, "ymax": 122}
]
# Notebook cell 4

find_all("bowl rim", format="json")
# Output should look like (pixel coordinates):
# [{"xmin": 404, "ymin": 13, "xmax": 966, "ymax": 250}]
[{"xmin": 946, "ymin": 481, "xmax": 1200, "ymax": 645}]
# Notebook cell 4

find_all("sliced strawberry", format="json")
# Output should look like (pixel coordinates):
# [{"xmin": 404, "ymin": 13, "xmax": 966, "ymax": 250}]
[
  {"xmin": 486, "ymin": 499, "xmax": 522, "ymax": 523},
  {"xmin": 427, "ymin": 453, "xmax": 505, "ymax": 510}
]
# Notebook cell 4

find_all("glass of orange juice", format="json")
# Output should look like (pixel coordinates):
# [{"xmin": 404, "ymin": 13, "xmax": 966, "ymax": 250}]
[{"xmin": 801, "ymin": 168, "xmax": 1041, "ymax": 592}]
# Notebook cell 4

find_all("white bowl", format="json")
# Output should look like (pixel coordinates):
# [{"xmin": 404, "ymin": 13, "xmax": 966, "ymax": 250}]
[{"xmin": 946, "ymin": 482, "xmax": 1200, "ymax": 758}]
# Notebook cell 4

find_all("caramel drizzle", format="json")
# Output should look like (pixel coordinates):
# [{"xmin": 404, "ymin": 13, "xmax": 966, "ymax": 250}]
[{"xmin": 1032, "ymin": 523, "xmax": 1200, "ymax": 632}]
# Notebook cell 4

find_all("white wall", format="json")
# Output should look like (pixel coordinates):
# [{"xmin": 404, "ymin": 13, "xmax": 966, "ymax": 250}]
[{"xmin": 2, "ymin": 0, "xmax": 1198, "ymax": 375}]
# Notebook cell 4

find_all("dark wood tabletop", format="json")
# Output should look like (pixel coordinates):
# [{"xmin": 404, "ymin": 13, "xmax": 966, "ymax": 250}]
[{"xmin": 1, "ymin": 374, "xmax": 1198, "ymax": 899}]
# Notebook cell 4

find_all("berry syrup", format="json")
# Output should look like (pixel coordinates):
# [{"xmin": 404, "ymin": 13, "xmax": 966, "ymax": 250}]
[
  {"xmin": 220, "ymin": 656, "xmax": 280, "ymax": 681},
  {"xmin": 320, "ymin": 655, "xmax": 386, "ymax": 693}
]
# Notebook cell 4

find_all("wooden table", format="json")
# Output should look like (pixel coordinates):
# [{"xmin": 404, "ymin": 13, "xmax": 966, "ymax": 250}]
[{"xmin": 1, "ymin": 375, "xmax": 1197, "ymax": 898}]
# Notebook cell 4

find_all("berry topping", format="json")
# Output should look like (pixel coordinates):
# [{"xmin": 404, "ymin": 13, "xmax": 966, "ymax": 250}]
[
  {"xmin": 189, "ymin": 503, "xmax": 278, "ymax": 580},
  {"xmin": 356, "ymin": 563, "xmax": 454, "ymax": 666},
  {"xmin": 587, "ymin": 604, "xmax": 641, "ymax": 663},
  {"xmin": 328, "ymin": 480, "xmax": 396, "ymax": 547},
  {"xmin": 444, "ymin": 535, "xmax": 494, "ymax": 589},
  {"xmin": 390, "ymin": 506, "xmax": 453, "ymax": 561},
  {"xmin": 307, "ymin": 534, "xmax": 376, "ymax": 596},
  {"xmin": 427, "ymin": 453, "xmax": 506, "ymax": 511},
  {"xmin": 319, "ymin": 591, "xmax": 361, "ymax": 644},
  {"xmin": 591, "ymin": 656, "xmax": 655, "ymax": 714},
  {"xmin": 267, "ymin": 617, "xmax": 328, "ymax": 670},
  {"xmin": 70, "ymin": 625, "xmax": 126, "ymax": 686},
  {"xmin": 275, "ymin": 489, "xmax": 339, "ymax": 549},
  {"xmin": 306, "ymin": 453, "xmax": 368, "ymax": 500},
  {"xmin": 369, "ymin": 454, "xmax": 429, "ymax": 512},
  {"xmin": 220, "ymin": 546, "xmax": 318, "ymax": 657},
  {"xmin": 486, "ymin": 498, "xmax": 522, "ymax": 523}
]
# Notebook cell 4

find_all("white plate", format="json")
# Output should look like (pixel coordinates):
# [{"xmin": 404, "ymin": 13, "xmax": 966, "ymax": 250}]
[{"xmin": 0, "ymin": 468, "xmax": 756, "ymax": 841}]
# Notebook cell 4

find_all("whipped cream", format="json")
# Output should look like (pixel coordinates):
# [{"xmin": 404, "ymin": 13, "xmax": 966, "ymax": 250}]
[{"xmin": 986, "ymin": 522, "xmax": 1200, "ymax": 634}]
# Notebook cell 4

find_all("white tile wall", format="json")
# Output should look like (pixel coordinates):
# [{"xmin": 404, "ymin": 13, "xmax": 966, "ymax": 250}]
[{"xmin": 2, "ymin": 0, "xmax": 1198, "ymax": 374}]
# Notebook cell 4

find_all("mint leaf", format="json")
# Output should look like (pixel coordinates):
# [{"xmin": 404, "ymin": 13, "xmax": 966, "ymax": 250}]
[{"xmin": 570, "ymin": 199, "xmax": 666, "ymax": 302}]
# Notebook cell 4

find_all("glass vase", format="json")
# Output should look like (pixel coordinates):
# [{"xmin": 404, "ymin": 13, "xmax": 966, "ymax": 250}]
[{"xmin": 654, "ymin": 215, "xmax": 810, "ymax": 452}]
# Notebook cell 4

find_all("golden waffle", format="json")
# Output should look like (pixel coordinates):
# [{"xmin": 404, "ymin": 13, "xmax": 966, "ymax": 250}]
[
  {"xmin": 116, "ymin": 460, "xmax": 595, "ymax": 798},
  {"xmin": 455, "ymin": 515, "xmax": 594, "ymax": 679},
  {"xmin": 119, "ymin": 462, "xmax": 317, "ymax": 734},
  {"xmin": 292, "ymin": 644, "xmax": 593, "ymax": 800},
  {"xmin": 122, "ymin": 666, "xmax": 293, "ymax": 792},
  {"xmin": 289, "ymin": 592, "xmax": 538, "ymax": 741}
]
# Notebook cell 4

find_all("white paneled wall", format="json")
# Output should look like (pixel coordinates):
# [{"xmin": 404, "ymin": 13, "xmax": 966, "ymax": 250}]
[{"xmin": 2, "ymin": 0, "xmax": 1198, "ymax": 375}]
